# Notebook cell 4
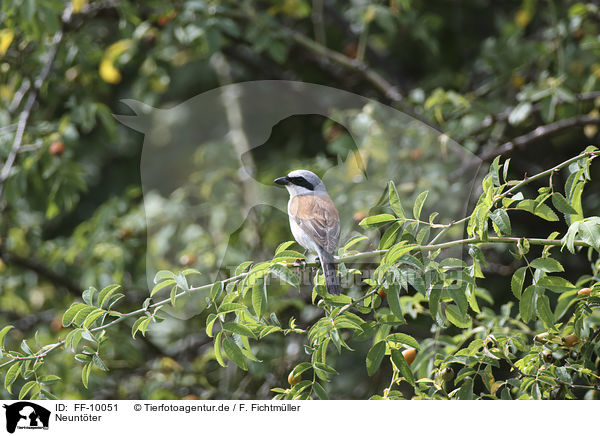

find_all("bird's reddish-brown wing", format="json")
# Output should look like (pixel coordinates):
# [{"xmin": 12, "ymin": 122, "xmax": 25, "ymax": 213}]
[{"xmin": 289, "ymin": 194, "xmax": 340, "ymax": 254}]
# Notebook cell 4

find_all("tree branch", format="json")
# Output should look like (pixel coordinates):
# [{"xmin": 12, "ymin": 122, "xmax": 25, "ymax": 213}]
[
  {"xmin": 0, "ymin": 5, "xmax": 73, "ymax": 201},
  {"xmin": 453, "ymin": 114, "xmax": 600, "ymax": 179},
  {"xmin": 465, "ymin": 91, "xmax": 600, "ymax": 140},
  {"xmin": 1, "ymin": 233, "xmax": 593, "ymax": 369},
  {"xmin": 0, "ymin": 252, "xmax": 81, "ymax": 296},
  {"xmin": 479, "ymin": 114, "xmax": 600, "ymax": 163},
  {"xmin": 283, "ymin": 27, "xmax": 405, "ymax": 104}
]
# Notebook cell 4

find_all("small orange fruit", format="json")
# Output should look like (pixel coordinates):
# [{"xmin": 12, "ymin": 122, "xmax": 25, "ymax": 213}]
[
  {"xmin": 288, "ymin": 371, "xmax": 301, "ymax": 386},
  {"xmin": 377, "ymin": 288, "xmax": 387, "ymax": 298},
  {"xmin": 179, "ymin": 253, "xmax": 197, "ymax": 266},
  {"xmin": 49, "ymin": 141, "xmax": 65, "ymax": 156},
  {"xmin": 402, "ymin": 348, "xmax": 417, "ymax": 365},
  {"xmin": 353, "ymin": 211, "xmax": 368, "ymax": 224},
  {"xmin": 562, "ymin": 334, "xmax": 578, "ymax": 347},
  {"xmin": 578, "ymin": 288, "xmax": 592, "ymax": 296}
]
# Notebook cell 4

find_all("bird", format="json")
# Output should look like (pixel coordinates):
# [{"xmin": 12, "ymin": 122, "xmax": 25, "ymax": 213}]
[{"xmin": 274, "ymin": 170, "xmax": 341, "ymax": 295}]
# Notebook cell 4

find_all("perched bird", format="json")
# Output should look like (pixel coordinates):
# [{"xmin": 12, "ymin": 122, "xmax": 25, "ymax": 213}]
[{"xmin": 274, "ymin": 170, "xmax": 341, "ymax": 295}]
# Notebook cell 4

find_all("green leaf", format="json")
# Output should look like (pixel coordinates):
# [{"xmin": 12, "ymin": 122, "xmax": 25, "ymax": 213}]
[
  {"xmin": 429, "ymin": 287, "xmax": 441, "ymax": 321},
  {"xmin": 551, "ymin": 192, "xmax": 577, "ymax": 215},
  {"xmin": 4, "ymin": 361, "xmax": 22, "ymax": 394},
  {"xmin": 490, "ymin": 155, "xmax": 502, "ymax": 186},
  {"xmin": 98, "ymin": 285, "xmax": 121, "ymax": 309},
  {"xmin": 222, "ymin": 322, "xmax": 258, "ymax": 339},
  {"xmin": 579, "ymin": 219, "xmax": 600, "ymax": 250},
  {"xmin": 388, "ymin": 181, "xmax": 406, "ymax": 219},
  {"xmin": 445, "ymin": 304, "xmax": 471, "ymax": 328},
  {"xmin": 516, "ymin": 200, "xmax": 559, "ymax": 221},
  {"xmin": 72, "ymin": 306, "xmax": 96, "ymax": 327},
  {"xmin": 503, "ymin": 158, "xmax": 511, "ymax": 183},
  {"xmin": 252, "ymin": 278, "xmax": 268, "ymax": 319},
  {"xmin": 82, "ymin": 287, "xmax": 96, "ymax": 305},
  {"xmin": 38, "ymin": 375, "xmax": 61, "ymax": 385},
  {"xmin": 533, "ymin": 204, "xmax": 559, "ymax": 222},
  {"xmin": 174, "ymin": 272, "xmax": 189, "ymax": 292},
  {"xmin": 170, "ymin": 286, "xmax": 177, "ymax": 306},
  {"xmin": 269, "ymin": 264, "xmax": 299, "ymax": 288},
  {"xmin": 131, "ymin": 316, "xmax": 148, "ymax": 338},
  {"xmin": 222, "ymin": 335, "xmax": 248, "ymax": 370},
  {"xmin": 536, "ymin": 294, "xmax": 554, "ymax": 329},
  {"xmin": 313, "ymin": 362, "xmax": 338, "ymax": 375},
  {"xmin": 291, "ymin": 362, "xmax": 312, "ymax": 378},
  {"xmin": 386, "ymin": 284, "xmax": 404, "ymax": 322},
  {"xmin": 209, "ymin": 281, "xmax": 223, "ymax": 301},
  {"xmin": 312, "ymin": 381, "xmax": 329, "ymax": 400},
  {"xmin": 489, "ymin": 209, "xmax": 511, "ymax": 235},
  {"xmin": 83, "ymin": 308, "xmax": 105, "ymax": 329},
  {"xmin": 343, "ymin": 235, "xmax": 368, "ymax": 252},
  {"xmin": 93, "ymin": 354, "xmax": 108, "ymax": 371},
  {"xmin": 217, "ymin": 303, "xmax": 246, "ymax": 315},
  {"xmin": 537, "ymin": 276, "xmax": 575, "ymax": 293},
  {"xmin": 150, "ymin": 279, "xmax": 176, "ymax": 297},
  {"xmin": 359, "ymin": 214, "xmax": 397, "ymax": 229},
  {"xmin": 181, "ymin": 268, "xmax": 201, "ymax": 277},
  {"xmin": 378, "ymin": 221, "xmax": 402, "ymax": 250},
  {"xmin": 82, "ymin": 362, "xmax": 92, "ymax": 389},
  {"xmin": 19, "ymin": 380, "xmax": 38, "ymax": 400},
  {"xmin": 214, "ymin": 331, "xmax": 226, "ymax": 367},
  {"xmin": 412, "ymin": 191, "xmax": 429, "ymax": 220},
  {"xmin": 386, "ymin": 333, "xmax": 420, "ymax": 349},
  {"xmin": 0, "ymin": 325, "xmax": 14, "ymax": 348},
  {"xmin": 383, "ymin": 242, "xmax": 415, "ymax": 265},
  {"xmin": 81, "ymin": 328, "xmax": 96, "ymax": 342},
  {"xmin": 457, "ymin": 377, "xmax": 474, "ymax": 400},
  {"xmin": 62, "ymin": 302, "xmax": 87, "ymax": 327},
  {"xmin": 390, "ymin": 349, "xmax": 415, "ymax": 387},
  {"xmin": 75, "ymin": 353, "xmax": 92, "ymax": 363},
  {"xmin": 275, "ymin": 241, "xmax": 295, "ymax": 254},
  {"xmin": 153, "ymin": 270, "xmax": 175, "ymax": 284},
  {"xmin": 511, "ymin": 267, "xmax": 527, "ymax": 299},
  {"xmin": 520, "ymin": 285, "xmax": 537, "ymax": 323},
  {"xmin": 366, "ymin": 340, "xmax": 386, "ymax": 376},
  {"xmin": 530, "ymin": 257, "xmax": 564, "ymax": 273}
]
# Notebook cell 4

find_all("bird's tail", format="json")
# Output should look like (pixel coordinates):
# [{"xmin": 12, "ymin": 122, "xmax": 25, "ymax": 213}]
[{"xmin": 318, "ymin": 250, "xmax": 340, "ymax": 295}]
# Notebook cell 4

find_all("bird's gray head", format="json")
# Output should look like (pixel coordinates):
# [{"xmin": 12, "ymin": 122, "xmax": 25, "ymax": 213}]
[{"xmin": 274, "ymin": 169, "xmax": 327, "ymax": 196}]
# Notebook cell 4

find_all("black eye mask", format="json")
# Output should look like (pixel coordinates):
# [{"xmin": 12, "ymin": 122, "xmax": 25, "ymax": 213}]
[{"xmin": 288, "ymin": 176, "xmax": 314, "ymax": 191}]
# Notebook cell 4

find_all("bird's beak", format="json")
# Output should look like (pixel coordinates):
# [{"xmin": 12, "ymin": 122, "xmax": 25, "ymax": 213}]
[{"xmin": 274, "ymin": 176, "xmax": 289, "ymax": 186}]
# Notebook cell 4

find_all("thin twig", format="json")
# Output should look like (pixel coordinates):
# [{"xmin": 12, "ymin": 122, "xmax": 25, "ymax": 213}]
[
  {"xmin": 0, "ymin": 231, "xmax": 594, "ymax": 369},
  {"xmin": 497, "ymin": 149, "xmax": 598, "ymax": 200}
]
